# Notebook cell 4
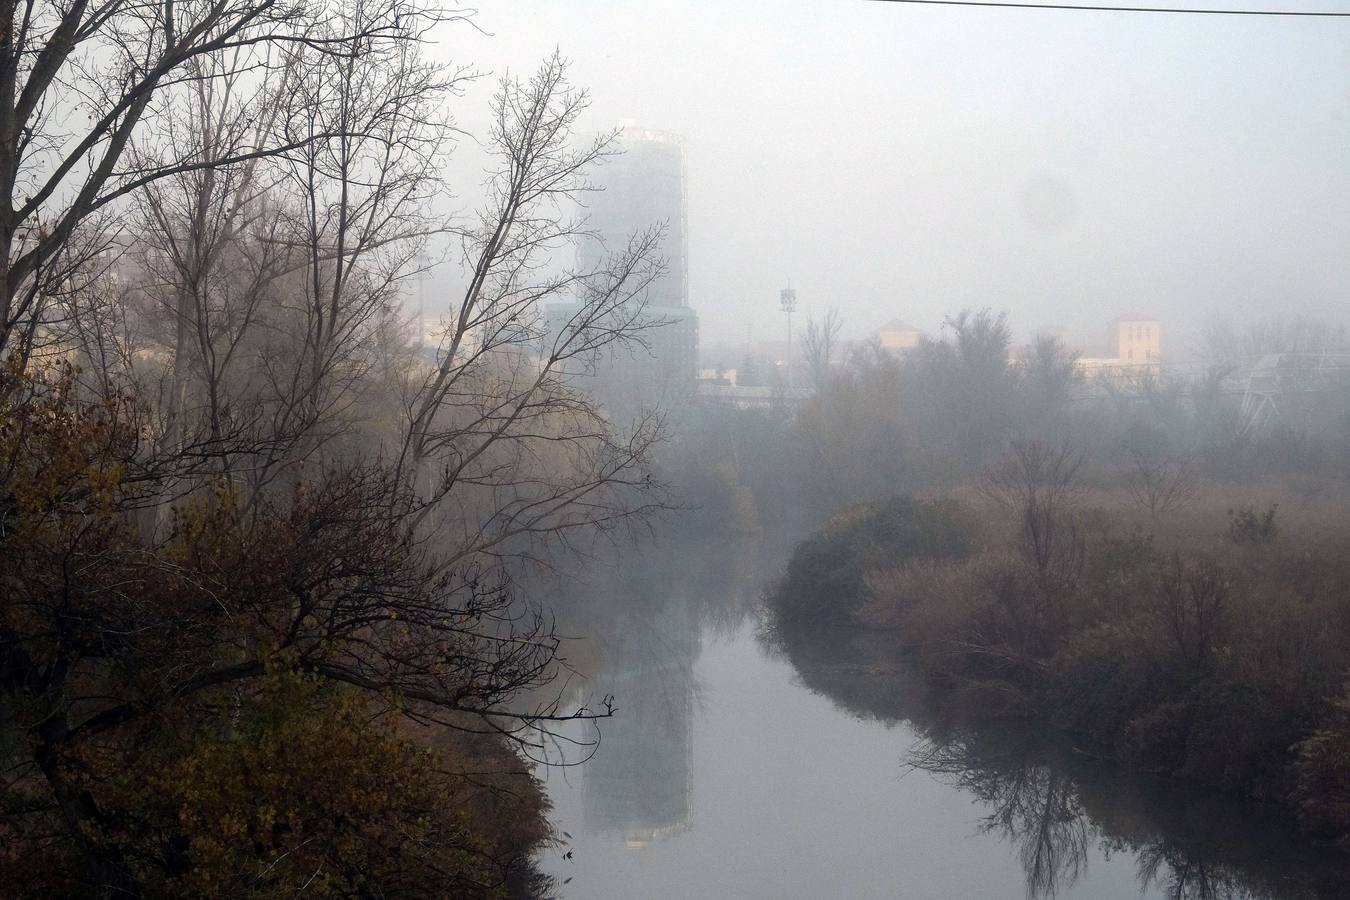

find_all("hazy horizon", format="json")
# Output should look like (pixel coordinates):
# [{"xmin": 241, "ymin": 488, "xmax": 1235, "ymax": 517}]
[{"xmin": 427, "ymin": 0, "xmax": 1350, "ymax": 358}]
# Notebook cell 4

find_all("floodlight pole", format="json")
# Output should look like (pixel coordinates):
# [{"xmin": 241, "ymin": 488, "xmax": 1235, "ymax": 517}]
[{"xmin": 780, "ymin": 287, "xmax": 798, "ymax": 390}]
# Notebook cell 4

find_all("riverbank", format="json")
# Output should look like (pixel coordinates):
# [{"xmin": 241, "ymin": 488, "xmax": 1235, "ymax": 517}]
[
  {"xmin": 773, "ymin": 626, "xmax": 1350, "ymax": 899},
  {"xmin": 545, "ymin": 607, "xmax": 1350, "ymax": 899},
  {"xmin": 763, "ymin": 480, "xmax": 1350, "ymax": 848}
]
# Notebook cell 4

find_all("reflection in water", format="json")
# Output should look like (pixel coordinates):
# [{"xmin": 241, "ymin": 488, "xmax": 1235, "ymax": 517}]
[
  {"xmin": 535, "ymin": 535, "xmax": 757, "ymax": 850},
  {"xmin": 907, "ymin": 726, "xmax": 1327, "ymax": 900},
  {"xmin": 915, "ymin": 739, "xmax": 1090, "ymax": 898},
  {"xmin": 536, "ymin": 542, "xmax": 1350, "ymax": 898},
  {"xmin": 581, "ymin": 596, "xmax": 697, "ymax": 846},
  {"xmin": 779, "ymin": 630, "xmax": 1350, "ymax": 900}
]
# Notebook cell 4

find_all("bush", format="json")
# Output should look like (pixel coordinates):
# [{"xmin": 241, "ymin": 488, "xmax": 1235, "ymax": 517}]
[
  {"xmin": 1295, "ymin": 682, "xmax": 1350, "ymax": 845},
  {"xmin": 1051, "ymin": 618, "xmax": 1164, "ymax": 748},
  {"xmin": 771, "ymin": 496, "xmax": 971, "ymax": 628},
  {"xmin": 1227, "ymin": 503, "xmax": 1278, "ymax": 544},
  {"xmin": 774, "ymin": 478, "xmax": 1350, "ymax": 847}
]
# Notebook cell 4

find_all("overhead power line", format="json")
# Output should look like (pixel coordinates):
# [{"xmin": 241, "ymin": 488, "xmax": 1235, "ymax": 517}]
[{"xmin": 868, "ymin": 0, "xmax": 1350, "ymax": 16}]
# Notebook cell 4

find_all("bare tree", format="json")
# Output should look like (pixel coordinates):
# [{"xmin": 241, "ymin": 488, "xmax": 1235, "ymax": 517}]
[
  {"xmin": 1150, "ymin": 554, "xmax": 1229, "ymax": 679},
  {"xmin": 258, "ymin": 5, "xmax": 466, "ymax": 473},
  {"xmin": 0, "ymin": 0, "xmax": 453, "ymax": 366},
  {"xmin": 0, "ymin": 20, "xmax": 677, "ymax": 896},
  {"xmin": 906, "ymin": 308, "xmax": 1015, "ymax": 469},
  {"xmin": 983, "ymin": 440, "xmax": 1085, "ymax": 589},
  {"xmin": 9, "ymin": 41, "xmax": 675, "ymax": 740},
  {"xmin": 1120, "ymin": 446, "xmax": 1197, "ymax": 520},
  {"xmin": 801, "ymin": 306, "xmax": 843, "ymax": 391},
  {"xmin": 396, "ymin": 53, "xmax": 670, "ymax": 562},
  {"xmin": 130, "ymin": 50, "xmax": 295, "ymax": 466},
  {"xmin": 113, "ymin": 1, "xmax": 470, "ymax": 500},
  {"xmin": 1015, "ymin": 333, "xmax": 1079, "ymax": 440}
]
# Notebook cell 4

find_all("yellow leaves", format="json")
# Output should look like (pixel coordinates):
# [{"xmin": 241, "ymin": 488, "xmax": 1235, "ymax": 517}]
[
  {"xmin": 84, "ymin": 463, "xmax": 124, "ymax": 510},
  {"xmin": 1, "ymin": 366, "xmax": 557, "ymax": 897},
  {"xmin": 93, "ymin": 678, "xmax": 474, "ymax": 895},
  {"xmin": 218, "ymin": 812, "xmax": 247, "ymax": 840}
]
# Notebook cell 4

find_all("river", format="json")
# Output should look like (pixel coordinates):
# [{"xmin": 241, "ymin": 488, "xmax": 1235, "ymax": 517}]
[{"xmin": 531, "ymin": 536, "xmax": 1350, "ymax": 899}]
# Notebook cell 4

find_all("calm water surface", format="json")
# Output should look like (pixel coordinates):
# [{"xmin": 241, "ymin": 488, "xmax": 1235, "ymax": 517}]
[{"xmin": 535, "ymin": 540, "xmax": 1348, "ymax": 899}]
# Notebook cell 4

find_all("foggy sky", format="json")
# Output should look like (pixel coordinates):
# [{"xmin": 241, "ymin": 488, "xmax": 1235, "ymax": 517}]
[{"xmin": 430, "ymin": 0, "xmax": 1350, "ymax": 359}]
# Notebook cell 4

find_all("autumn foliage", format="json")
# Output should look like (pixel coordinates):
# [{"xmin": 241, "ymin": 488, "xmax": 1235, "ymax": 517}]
[{"xmin": 0, "ymin": 364, "xmax": 556, "ymax": 897}]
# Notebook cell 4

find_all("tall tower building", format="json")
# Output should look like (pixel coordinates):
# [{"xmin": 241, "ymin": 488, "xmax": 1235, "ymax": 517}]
[
  {"xmin": 553, "ymin": 121, "xmax": 698, "ymax": 416},
  {"xmin": 580, "ymin": 122, "xmax": 688, "ymax": 309}
]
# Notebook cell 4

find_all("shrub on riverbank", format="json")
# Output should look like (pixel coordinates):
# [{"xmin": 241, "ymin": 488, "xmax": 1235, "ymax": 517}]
[
  {"xmin": 770, "ymin": 496, "xmax": 972, "ymax": 630},
  {"xmin": 768, "ymin": 473, "xmax": 1350, "ymax": 844}
]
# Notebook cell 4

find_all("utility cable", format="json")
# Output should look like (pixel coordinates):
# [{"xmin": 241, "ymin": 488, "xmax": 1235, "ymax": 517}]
[{"xmin": 867, "ymin": 0, "xmax": 1350, "ymax": 16}]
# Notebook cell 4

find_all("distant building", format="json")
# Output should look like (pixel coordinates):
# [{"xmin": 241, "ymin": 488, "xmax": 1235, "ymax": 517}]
[
  {"xmin": 550, "ymin": 122, "xmax": 698, "ymax": 416},
  {"xmin": 877, "ymin": 319, "xmax": 922, "ymax": 354},
  {"xmin": 1075, "ymin": 315, "xmax": 1162, "ymax": 378},
  {"xmin": 697, "ymin": 366, "xmax": 736, "ymax": 387},
  {"xmin": 1110, "ymin": 316, "xmax": 1161, "ymax": 365},
  {"xmin": 579, "ymin": 121, "xmax": 688, "ymax": 311}
]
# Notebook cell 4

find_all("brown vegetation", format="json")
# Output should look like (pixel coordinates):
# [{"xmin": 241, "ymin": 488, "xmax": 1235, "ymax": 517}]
[
  {"xmin": 0, "ymin": 6, "xmax": 674, "ymax": 896},
  {"xmin": 771, "ymin": 466, "xmax": 1350, "ymax": 847},
  {"xmin": 0, "ymin": 363, "xmax": 568, "ymax": 897},
  {"xmin": 754, "ymin": 303, "xmax": 1350, "ymax": 852}
]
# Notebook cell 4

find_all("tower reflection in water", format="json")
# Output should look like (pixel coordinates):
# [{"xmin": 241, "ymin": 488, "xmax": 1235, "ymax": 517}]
[
  {"xmin": 581, "ymin": 595, "xmax": 697, "ymax": 848},
  {"xmin": 551, "ymin": 537, "xmax": 755, "ymax": 851}
]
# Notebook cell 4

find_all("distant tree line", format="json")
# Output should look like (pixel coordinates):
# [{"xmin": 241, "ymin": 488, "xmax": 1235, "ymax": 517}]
[
  {"xmin": 751, "ymin": 306, "xmax": 1350, "ymax": 850},
  {"xmin": 677, "ymin": 306, "xmax": 1350, "ymax": 532}
]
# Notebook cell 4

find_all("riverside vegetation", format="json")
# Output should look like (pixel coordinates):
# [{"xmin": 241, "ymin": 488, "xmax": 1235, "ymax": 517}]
[
  {"xmin": 0, "ymin": 6, "xmax": 670, "ymax": 895},
  {"xmin": 767, "ymin": 475, "xmax": 1350, "ymax": 848},
  {"xmin": 751, "ymin": 309, "xmax": 1350, "ymax": 853}
]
